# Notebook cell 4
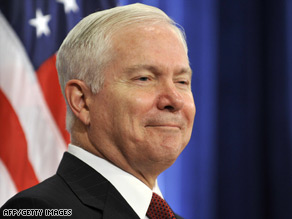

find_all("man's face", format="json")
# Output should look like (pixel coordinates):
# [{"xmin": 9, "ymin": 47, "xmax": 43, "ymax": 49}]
[{"xmin": 88, "ymin": 24, "xmax": 196, "ymax": 174}]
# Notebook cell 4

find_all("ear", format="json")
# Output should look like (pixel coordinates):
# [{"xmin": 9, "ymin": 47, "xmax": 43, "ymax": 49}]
[{"xmin": 65, "ymin": 79, "xmax": 91, "ymax": 126}]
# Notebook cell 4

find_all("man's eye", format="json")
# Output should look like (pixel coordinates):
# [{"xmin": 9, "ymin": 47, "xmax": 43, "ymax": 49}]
[
  {"xmin": 177, "ymin": 80, "xmax": 189, "ymax": 85},
  {"xmin": 138, "ymin": 77, "xmax": 149, "ymax": 81}
]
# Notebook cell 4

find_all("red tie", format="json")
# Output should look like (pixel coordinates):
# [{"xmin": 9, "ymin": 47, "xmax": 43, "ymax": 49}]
[{"xmin": 146, "ymin": 192, "xmax": 176, "ymax": 219}]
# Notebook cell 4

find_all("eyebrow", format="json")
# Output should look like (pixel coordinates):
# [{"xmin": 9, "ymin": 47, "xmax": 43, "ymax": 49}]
[
  {"xmin": 124, "ymin": 64, "xmax": 159, "ymax": 74},
  {"xmin": 123, "ymin": 64, "xmax": 192, "ymax": 77}
]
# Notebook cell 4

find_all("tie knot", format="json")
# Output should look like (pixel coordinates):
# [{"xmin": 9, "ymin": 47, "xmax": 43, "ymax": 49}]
[{"xmin": 146, "ymin": 193, "xmax": 176, "ymax": 219}]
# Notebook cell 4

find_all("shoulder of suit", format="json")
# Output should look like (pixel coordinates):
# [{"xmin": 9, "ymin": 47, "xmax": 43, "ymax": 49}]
[{"xmin": 1, "ymin": 174, "xmax": 71, "ymax": 209}]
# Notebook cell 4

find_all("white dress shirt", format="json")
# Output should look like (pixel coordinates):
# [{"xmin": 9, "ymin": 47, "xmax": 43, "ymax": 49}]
[{"xmin": 67, "ymin": 144, "xmax": 163, "ymax": 219}]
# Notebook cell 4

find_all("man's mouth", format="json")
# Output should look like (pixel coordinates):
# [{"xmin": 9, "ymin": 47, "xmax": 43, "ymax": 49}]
[{"xmin": 145, "ymin": 124, "xmax": 181, "ymax": 130}]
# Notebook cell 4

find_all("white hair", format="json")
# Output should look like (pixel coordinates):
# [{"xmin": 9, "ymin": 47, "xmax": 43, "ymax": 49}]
[{"xmin": 56, "ymin": 3, "xmax": 188, "ymax": 132}]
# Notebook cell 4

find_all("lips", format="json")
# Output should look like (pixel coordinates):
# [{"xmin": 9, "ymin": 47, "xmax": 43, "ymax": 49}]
[
  {"xmin": 145, "ymin": 117, "xmax": 184, "ymax": 130},
  {"xmin": 146, "ymin": 124, "xmax": 181, "ymax": 129}
]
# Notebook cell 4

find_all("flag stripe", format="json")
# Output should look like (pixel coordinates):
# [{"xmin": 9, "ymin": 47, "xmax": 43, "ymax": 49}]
[
  {"xmin": 37, "ymin": 54, "xmax": 70, "ymax": 145},
  {"xmin": 0, "ymin": 90, "xmax": 39, "ymax": 192},
  {"xmin": 0, "ymin": 12, "xmax": 65, "ymax": 182},
  {"xmin": 0, "ymin": 159, "xmax": 17, "ymax": 206}
]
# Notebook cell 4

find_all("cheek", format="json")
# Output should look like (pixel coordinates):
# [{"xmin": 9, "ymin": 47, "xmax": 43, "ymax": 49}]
[
  {"xmin": 117, "ymin": 93, "xmax": 156, "ymax": 141},
  {"xmin": 111, "ymin": 93, "xmax": 155, "ymax": 148},
  {"xmin": 120, "ymin": 92, "xmax": 156, "ymax": 117},
  {"xmin": 186, "ymin": 100, "xmax": 196, "ymax": 122},
  {"xmin": 182, "ymin": 95, "xmax": 196, "ymax": 134},
  {"xmin": 181, "ymin": 100, "xmax": 195, "ymax": 137}
]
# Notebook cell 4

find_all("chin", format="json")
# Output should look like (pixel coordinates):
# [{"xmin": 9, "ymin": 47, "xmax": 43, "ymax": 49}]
[
  {"xmin": 161, "ymin": 139, "xmax": 185, "ymax": 151},
  {"xmin": 155, "ymin": 143, "xmax": 183, "ymax": 161}
]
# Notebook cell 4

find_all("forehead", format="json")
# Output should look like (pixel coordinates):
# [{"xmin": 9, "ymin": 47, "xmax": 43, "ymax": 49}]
[
  {"xmin": 110, "ymin": 24, "xmax": 189, "ymax": 70},
  {"xmin": 112, "ymin": 23, "xmax": 185, "ymax": 50}
]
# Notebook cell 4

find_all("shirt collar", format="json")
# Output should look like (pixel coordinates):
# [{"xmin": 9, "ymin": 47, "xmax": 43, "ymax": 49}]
[{"xmin": 67, "ymin": 144, "xmax": 163, "ymax": 219}]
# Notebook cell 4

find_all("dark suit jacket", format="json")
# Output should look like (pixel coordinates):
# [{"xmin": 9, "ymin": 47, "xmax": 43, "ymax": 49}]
[{"xmin": 1, "ymin": 152, "xmax": 183, "ymax": 219}]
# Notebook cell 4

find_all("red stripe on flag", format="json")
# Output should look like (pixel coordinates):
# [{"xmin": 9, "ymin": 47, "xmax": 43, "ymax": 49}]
[
  {"xmin": 37, "ymin": 54, "xmax": 70, "ymax": 145},
  {"xmin": 0, "ymin": 89, "xmax": 39, "ymax": 192}
]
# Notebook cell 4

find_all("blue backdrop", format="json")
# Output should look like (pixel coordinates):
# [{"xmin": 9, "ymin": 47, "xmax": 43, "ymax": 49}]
[{"xmin": 120, "ymin": 0, "xmax": 292, "ymax": 219}]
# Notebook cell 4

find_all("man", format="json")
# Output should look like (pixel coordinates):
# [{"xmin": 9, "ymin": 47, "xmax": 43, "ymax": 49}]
[{"xmin": 1, "ymin": 3, "xmax": 196, "ymax": 218}]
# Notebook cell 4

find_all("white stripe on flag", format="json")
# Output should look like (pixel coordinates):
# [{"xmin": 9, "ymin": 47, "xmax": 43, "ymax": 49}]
[
  {"xmin": 0, "ymin": 159, "xmax": 17, "ymax": 207},
  {"xmin": 0, "ymin": 12, "xmax": 66, "ymax": 182}
]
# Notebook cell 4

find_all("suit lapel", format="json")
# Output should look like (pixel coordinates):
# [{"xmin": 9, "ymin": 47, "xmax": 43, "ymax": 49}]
[
  {"xmin": 57, "ymin": 152, "xmax": 139, "ymax": 219},
  {"xmin": 103, "ymin": 185, "xmax": 141, "ymax": 219}
]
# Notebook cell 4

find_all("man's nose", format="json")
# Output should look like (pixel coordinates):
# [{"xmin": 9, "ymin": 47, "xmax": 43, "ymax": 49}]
[{"xmin": 157, "ymin": 82, "xmax": 184, "ymax": 112}]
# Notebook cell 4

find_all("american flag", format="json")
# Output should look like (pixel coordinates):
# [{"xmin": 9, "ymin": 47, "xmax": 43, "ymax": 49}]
[{"xmin": 0, "ymin": 0, "xmax": 117, "ymax": 206}]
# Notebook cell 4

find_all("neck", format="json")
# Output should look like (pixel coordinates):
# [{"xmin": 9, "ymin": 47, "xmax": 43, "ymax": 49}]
[{"xmin": 70, "ymin": 124, "xmax": 170, "ymax": 189}]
